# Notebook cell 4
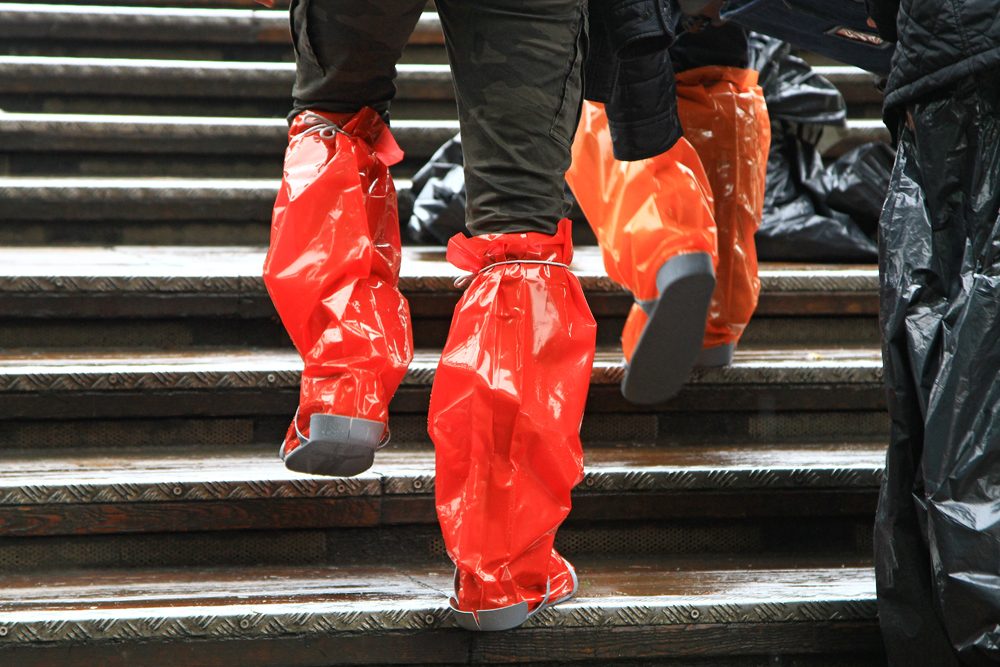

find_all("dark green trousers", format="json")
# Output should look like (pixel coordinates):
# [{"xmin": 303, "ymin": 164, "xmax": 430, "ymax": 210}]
[{"xmin": 289, "ymin": 0, "xmax": 587, "ymax": 235}]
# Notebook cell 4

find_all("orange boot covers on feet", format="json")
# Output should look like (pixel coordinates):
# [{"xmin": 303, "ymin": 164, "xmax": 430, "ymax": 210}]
[
  {"xmin": 566, "ymin": 101, "xmax": 718, "ymax": 404},
  {"xmin": 676, "ymin": 67, "xmax": 771, "ymax": 365},
  {"xmin": 429, "ymin": 220, "xmax": 596, "ymax": 631},
  {"xmin": 263, "ymin": 108, "xmax": 414, "ymax": 477}
]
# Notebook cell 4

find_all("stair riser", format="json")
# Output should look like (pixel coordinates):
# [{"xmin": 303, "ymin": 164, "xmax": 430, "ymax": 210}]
[
  {"xmin": 0, "ymin": 153, "xmax": 430, "ymax": 179},
  {"xmin": 0, "ymin": 94, "xmax": 458, "ymax": 119},
  {"xmin": 0, "ymin": 314, "xmax": 881, "ymax": 349},
  {"xmin": 2, "ymin": 40, "xmax": 450, "ymax": 65},
  {"xmin": 0, "ymin": 635, "xmax": 888, "ymax": 667},
  {"xmin": 0, "ymin": 515, "xmax": 877, "ymax": 569},
  {"xmin": 0, "ymin": 409, "xmax": 890, "ymax": 452},
  {"xmin": 0, "ymin": 121, "xmax": 884, "ymax": 179}
]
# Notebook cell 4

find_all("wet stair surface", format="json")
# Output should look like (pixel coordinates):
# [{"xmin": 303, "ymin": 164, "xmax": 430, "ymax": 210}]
[{"xmin": 0, "ymin": 2, "xmax": 890, "ymax": 665}]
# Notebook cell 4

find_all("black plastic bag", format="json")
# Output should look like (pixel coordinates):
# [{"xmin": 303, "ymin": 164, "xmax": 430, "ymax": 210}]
[
  {"xmin": 824, "ymin": 140, "xmax": 895, "ymax": 238},
  {"xmin": 405, "ymin": 134, "xmax": 467, "ymax": 245},
  {"xmin": 876, "ymin": 74, "xmax": 1000, "ymax": 667},
  {"xmin": 751, "ymin": 32, "xmax": 886, "ymax": 263}
]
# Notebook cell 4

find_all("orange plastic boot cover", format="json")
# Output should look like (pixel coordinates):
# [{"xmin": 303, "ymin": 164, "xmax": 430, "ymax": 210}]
[
  {"xmin": 430, "ymin": 219, "xmax": 596, "ymax": 627},
  {"xmin": 675, "ymin": 67, "xmax": 771, "ymax": 358},
  {"xmin": 566, "ymin": 101, "xmax": 718, "ymax": 403},
  {"xmin": 263, "ymin": 108, "xmax": 414, "ymax": 476}
]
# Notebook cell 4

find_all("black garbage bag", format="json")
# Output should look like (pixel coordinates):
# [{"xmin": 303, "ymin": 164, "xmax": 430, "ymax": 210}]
[
  {"xmin": 824, "ymin": 140, "xmax": 895, "ymax": 238},
  {"xmin": 405, "ymin": 134, "xmax": 467, "ymax": 245},
  {"xmin": 876, "ymin": 75, "xmax": 1000, "ymax": 666},
  {"xmin": 750, "ymin": 32, "xmax": 886, "ymax": 262}
]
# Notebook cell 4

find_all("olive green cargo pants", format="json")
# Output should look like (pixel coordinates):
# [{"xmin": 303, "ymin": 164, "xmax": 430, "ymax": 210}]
[{"xmin": 290, "ymin": 0, "xmax": 587, "ymax": 235}]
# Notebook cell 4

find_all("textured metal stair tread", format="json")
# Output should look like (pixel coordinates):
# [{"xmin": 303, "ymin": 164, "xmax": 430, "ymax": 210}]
[
  {"xmin": 0, "ymin": 176, "xmax": 411, "ymax": 220},
  {"xmin": 0, "ymin": 442, "xmax": 886, "ymax": 506},
  {"xmin": 0, "ymin": 4, "xmax": 442, "ymax": 45},
  {"xmin": 0, "ymin": 56, "xmax": 453, "ymax": 99},
  {"xmin": 0, "ymin": 244, "xmax": 879, "ymax": 294},
  {"xmin": 0, "ymin": 113, "xmax": 886, "ymax": 159},
  {"xmin": 0, "ymin": 347, "xmax": 883, "ymax": 392},
  {"xmin": 0, "ymin": 556, "xmax": 876, "ymax": 636},
  {"xmin": 0, "ymin": 56, "xmax": 874, "ymax": 102},
  {"xmin": 0, "ymin": 112, "xmax": 461, "ymax": 156}
]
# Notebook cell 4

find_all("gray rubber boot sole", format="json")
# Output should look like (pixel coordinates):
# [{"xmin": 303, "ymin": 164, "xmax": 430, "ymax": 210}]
[
  {"xmin": 450, "ymin": 562, "xmax": 578, "ymax": 632},
  {"xmin": 281, "ymin": 413, "xmax": 384, "ymax": 477},
  {"xmin": 623, "ymin": 252, "xmax": 716, "ymax": 405},
  {"xmin": 695, "ymin": 341, "xmax": 735, "ymax": 367}
]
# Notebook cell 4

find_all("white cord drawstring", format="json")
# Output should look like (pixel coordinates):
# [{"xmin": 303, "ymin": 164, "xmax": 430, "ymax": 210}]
[
  {"xmin": 296, "ymin": 111, "xmax": 351, "ymax": 140},
  {"xmin": 454, "ymin": 259, "xmax": 570, "ymax": 288}
]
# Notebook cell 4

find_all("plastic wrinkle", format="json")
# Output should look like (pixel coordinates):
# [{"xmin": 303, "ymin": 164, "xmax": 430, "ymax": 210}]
[
  {"xmin": 875, "ymin": 78, "xmax": 1000, "ymax": 665},
  {"xmin": 263, "ymin": 107, "xmax": 413, "ymax": 464},
  {"xmin": 565, "ymin": 100, "xmax": 717, "ymax": 361},
  {"xmin": 429, "ymin": 219, "xmax": 595, "ymax": 615},
  {"xmin": 675, "ymin": 65, "xmax": 770, "ymax": 349}
]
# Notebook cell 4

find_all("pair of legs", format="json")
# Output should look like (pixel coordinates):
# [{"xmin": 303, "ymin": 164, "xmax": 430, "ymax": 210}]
[
  {"xmin": 289, "ymin": 0, "xmax": 586, "ymax": 234},
  {"xmin": 875, "ymin": 74, "xmax": 1000, "ymax": 665},
  {"xmin": 264, "ymin": 0, "xmax": 595, "ymax": 631}
]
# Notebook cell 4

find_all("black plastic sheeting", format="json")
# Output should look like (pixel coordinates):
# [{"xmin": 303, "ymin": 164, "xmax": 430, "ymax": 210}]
[
  {"xmin": 751, "ymin": 32, "xmax": 889, "ymax": 263},
  {"xmin": 405, "ymin": 135, "xmax": 467, "ymax": 245},
  {"xmin": 875, "ymin": 75, "xmax": 1000, "ymax": 666}
]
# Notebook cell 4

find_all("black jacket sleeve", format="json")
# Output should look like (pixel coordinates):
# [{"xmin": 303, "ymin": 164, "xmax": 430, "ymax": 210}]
[{"xmin": 864, "ymin": 0, "xmax": 900, "ymax": 43}]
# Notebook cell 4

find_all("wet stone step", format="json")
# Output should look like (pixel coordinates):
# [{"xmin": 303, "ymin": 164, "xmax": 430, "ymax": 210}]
[
  {"xmin": 11, "ymin": 0, "xmax": 297, "ymax": 8},
  {"xmin": 1, "ymin": 8, "xmax": 445, "ymax": 64},
  {"xmin": 0, "ymin": 556, "xmax": 884, "ymax": 665},
  {"xmin": 0, "ymin": 5, "xmax": 442, "ymax": 47},
  {"xmin": 0, "ymin": 113, "xmax": 888, "ymax": 178},
  {"xmin": 0, "ymin": 55, "xmax": 453, "ymax": 99},
  {"xmin": 0, "ymin": 442, "xmax": 885, "ymax": 548},
  {"xmin": 0, "ymin": 56, "xmax": 877, "ymax": 105},
  {"xmin": 0, "ymin": 245, "xmax": 879, "ymax": 303},
  {"xmin": 0, "ymin": 176, "xmax": 315, "ymax": 224},
  {"xmin": 0, "ymin": 246, "xmax": 880, "ymax": 347},
  {"xmin": 0, "ymin": 113, "xmax": 460, "ymax": 158},
  {"xmin": 0, "ymin": 442, "xmax": 886, "ymax": 507},
  {"xmin": 0, "ymin": 346, "xmax": 886, "ymax": 422}
]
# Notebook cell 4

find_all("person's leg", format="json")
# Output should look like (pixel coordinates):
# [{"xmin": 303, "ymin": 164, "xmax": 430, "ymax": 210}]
[
  {"xmin": 874, "ymin": 115, "xmax": 961, "ymax": 667},
  {"xmin": 901, "ymin": 75, "xmax": 1000, "ymax": 664},
  {"xmin": 428, "ymin": 0, "xmax": 596, "ymax": 631},
  {"xmin": 565, "ymin": 101, "xmax": 718, "ymax": 404},
  {"xmin": 263, "ymin": 0, "xmax": 422, "ymax": 477},
  {"xmin": 437, "ymin": 0, "xmax": 587, "ymax": 235},
  {"xmin": 675, "ymin": 65, "xmax": 770, "ymax": 365},
  {"xmin": 289, "ymin": 0, "xmax": 426, "ymax": 119}
]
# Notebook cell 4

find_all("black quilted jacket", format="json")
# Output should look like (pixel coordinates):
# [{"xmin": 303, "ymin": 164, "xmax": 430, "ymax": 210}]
[
  {"xmin": 866, "ymin": 0, "xmax": 1000, "ymax": 111},
  {"xmin": 584, "ymin": 0, "xmax": 684, "ymax": 161}
]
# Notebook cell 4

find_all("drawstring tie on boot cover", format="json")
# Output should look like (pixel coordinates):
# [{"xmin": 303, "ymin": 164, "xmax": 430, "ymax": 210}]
[
  {"xmin": 296, "ymin": 112, "xmax": 353, "ymax": 140},
  {"xmin": 454, "ymin": 260, "xmax": 571, "ymax": 288}
]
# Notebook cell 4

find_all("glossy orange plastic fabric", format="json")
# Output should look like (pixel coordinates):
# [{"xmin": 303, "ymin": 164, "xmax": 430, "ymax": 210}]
[
  {"xmin": 263, "ymin": 108, "xmax": 413, "ymax": 456},
  {"xmin": 565, "ymin": 101, "xmax": 717, "ymax": 361},
  {"xmin": 676, "ymin": 66, "xmax": 770, "ymax": 349},
  {"xmin": 429, "ymin": 219, "xmax": 596, "ymax": 614}
]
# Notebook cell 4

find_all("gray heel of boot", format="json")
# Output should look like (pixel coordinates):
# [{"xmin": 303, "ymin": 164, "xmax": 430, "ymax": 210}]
[
  {"xmin": 449, "ymin": 563, "xmax": 578, "ymax": 631},
  {"xmin": 281, "ymin": 413, "xmax": 386, "ymax": 477},
  {"xmin": 695, "ymin": 341, "xmax": 735, "ymax": 368},
  {"xmin": 622, "ymin": 252, "xmax": 716, "ymax": 405}
]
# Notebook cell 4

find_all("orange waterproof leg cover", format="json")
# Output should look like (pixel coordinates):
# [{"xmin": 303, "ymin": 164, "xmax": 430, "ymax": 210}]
[
  {"xmin": 675, "ymin": 67, "xmax": 770, "ymax": 356},
  {"xmin": 263, "ymin": 108, "xmax": 414, "ymax": 476},
  {"xmin": 430, "ymin": 219, "xmax": 596, "ymax": 625},
  {"xmin": 566, "ymin": 101, "xmax": 717, "ymax": 403}
]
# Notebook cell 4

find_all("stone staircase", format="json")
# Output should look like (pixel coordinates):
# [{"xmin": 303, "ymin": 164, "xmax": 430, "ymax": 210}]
[{"xmin": 0, "ymin": 2, "xmax": 890, "ymax": 665}]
